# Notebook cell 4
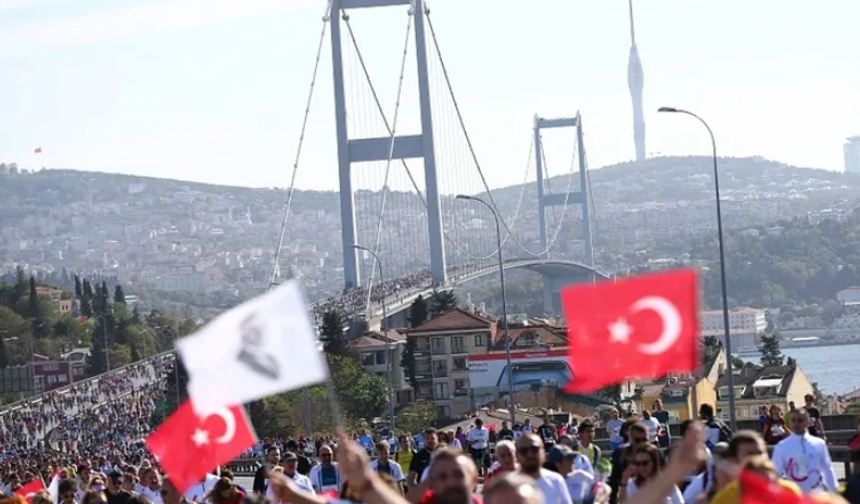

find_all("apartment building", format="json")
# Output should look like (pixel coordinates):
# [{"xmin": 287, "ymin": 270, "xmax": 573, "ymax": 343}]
[
  {"xmin": 836, "ymin": 286, "xmax": 860, "ymax": 306},
  {"xmin": 714, "ymin": 361, "xmax": 814, "ymax": 420},
  {"xmin": 701, "ymin": 307, "xmax": 767, "ymax": 334},
  {"xmin": 349, "ymin": 330, "xmax": 414, "ymax": 408},
  {"xmin": 406, "ymin": 308, "xmax": 497, "ymax": 418}
]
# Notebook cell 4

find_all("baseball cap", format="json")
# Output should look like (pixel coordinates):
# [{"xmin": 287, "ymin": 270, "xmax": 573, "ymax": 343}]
[{"xmin": 546, "ymin": 444, "xmax": 577, "ymax": 465}]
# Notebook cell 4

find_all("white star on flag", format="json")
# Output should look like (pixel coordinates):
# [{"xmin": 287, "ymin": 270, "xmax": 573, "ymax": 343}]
[
  {"xmin": 192, "ymin": 428, "xmax": 210, "ymax": 446},
  {"xmin": 608, "ymin": 317, "xmax": 633, "ymax": 344}
]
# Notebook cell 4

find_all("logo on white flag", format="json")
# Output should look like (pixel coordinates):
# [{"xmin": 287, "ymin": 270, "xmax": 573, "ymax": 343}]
[
  {"xmin": 237, "ymin": 313, "xmax": 280, "ymax": 380},
  {"xmin": 176, "ymin": 280, "xmax": 328, "ymax": 413}
]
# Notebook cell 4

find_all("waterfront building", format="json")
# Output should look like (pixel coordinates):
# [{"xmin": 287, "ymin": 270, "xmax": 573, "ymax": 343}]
[
  {"xmin": 836, "ymin": 286, "xmax": 860, "ymax": 306},
  {"xmin": 701, "ymin": 307, "xmax": 767, "ymax": 334}
]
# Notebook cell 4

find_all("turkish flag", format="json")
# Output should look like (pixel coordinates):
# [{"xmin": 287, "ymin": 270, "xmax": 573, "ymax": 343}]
[
  {"xmin": 561, "ymin": 268, "xmax": 699, "ymax": 393},
  {"xmin": 33, "ymin": 147, "xmax": 42, "ymax": 154},
  {"xmin": 16, "ymin": 479, "xmax": 45, "ymax": 502},
  {"xmin": 739, "ymin": 469, "xmax": 812, "ymax": 504},
  {"xmin": 145, "ymin": 400, "xmax": 257, "ymax": 494}
]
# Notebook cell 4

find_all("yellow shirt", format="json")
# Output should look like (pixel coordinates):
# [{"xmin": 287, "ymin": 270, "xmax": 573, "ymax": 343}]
[{"xmin": 711, "ymin": 478, "xmax": 801, "ymax": 504}]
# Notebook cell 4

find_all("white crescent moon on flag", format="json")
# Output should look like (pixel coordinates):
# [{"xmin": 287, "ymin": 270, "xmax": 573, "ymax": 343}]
[
  {"xmin": 631, "ymin": 296, "xmax": 682, "ymax": 355},
  {"xmin": 200, "ymin": 406, "xmax": 237, "ymax": 444}
]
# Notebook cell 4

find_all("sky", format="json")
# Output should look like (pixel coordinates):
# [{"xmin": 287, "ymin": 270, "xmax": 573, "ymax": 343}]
[{"xmin": 1, "ymin": 0, "xmax": 859, "ymax": 193}]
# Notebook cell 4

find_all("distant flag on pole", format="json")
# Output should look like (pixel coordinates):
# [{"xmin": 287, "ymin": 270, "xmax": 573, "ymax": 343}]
[
  {"xmin": 34, "ymin": 147, "xmax": 42, "ymax": 154},
  {"xmin": 175, "ymin": 279, "xmax": 328, "ymax": 413}
]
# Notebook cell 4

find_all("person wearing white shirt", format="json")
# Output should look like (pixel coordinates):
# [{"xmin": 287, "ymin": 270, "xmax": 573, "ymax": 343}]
[
  {"xmin": 467, "ymin": 419, "xmax": 490, "ymax": 476},
  {"xmin": 266, "ymin": 459, "xmax": 314, "ymax": 503},
  {"xmin": 308, "ymin": 444, "xmax": 341, "ymax": 493},
  {"xmin": 185, "ymin": 473, "xmax": 220, "ymax": 503},
  {"xmin": 515, "ymin": 433, "xmax": 573, "ymax": 504},
  {"xmin": 545, "ymin": 444, "xmax": 595, "ymax": 503},
  {"xmin": 372, "ymin": 440, "xmax": 407, "ymax": 487},
  {"xmin": 772, "ymin": 408, "xmax": 837, "ymax": 493},
  {"xmin": 640, "ymin": 410, "xmax": 660, "ymax": 444}
]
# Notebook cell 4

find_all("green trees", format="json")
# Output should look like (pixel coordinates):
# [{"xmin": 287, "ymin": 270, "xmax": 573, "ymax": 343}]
[
  {"xmin": 759, "ymin": 332, "xmax": 784, "ymax": 367},
  {"xmin": 114, "ymin": 285, "xmax": 126, "ymax": 305},
  {"xmin": 429, "ymin": 289, "xmax": 458, "ymax": 314},
  {"xmin": 320, "ymin": 309, "xmax": 349, "ymax": 357},
  {"xmin": 408, "ymin": 295, "xmax": 429, "ymax": 327}
]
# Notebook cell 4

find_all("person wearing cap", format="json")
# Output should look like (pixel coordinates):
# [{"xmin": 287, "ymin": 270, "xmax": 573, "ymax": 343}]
[
  {"xmin": 545, "ymin": 444, "xmax": 595, "ymax": 504},
  {"xmin": 266, "ymin": 453, "xmax": 314, "ymax": 504},
  {"xmin": 286, "ymin": 440, "xmax": 312, "ymax": 477}
]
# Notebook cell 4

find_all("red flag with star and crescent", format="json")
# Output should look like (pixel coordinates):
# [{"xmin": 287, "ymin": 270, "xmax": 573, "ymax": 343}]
[
  {"xmin": 561, "ymin": 268, "xmax": 699, "ymax": 394},
  {"xmin": 145, "ymin": 400, "xmax": 257, "ymax": 494}
]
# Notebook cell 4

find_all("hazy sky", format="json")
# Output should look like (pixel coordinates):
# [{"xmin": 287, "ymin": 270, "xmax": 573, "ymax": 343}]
[{"xmin": 1, "ymin": 0, "xmax": 858, "ymax": 193}]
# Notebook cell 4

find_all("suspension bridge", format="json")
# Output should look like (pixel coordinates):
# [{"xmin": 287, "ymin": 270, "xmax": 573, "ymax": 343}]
[{"xmin": 273, "ymin": 0, "xmax": 607, "ymax": 320}]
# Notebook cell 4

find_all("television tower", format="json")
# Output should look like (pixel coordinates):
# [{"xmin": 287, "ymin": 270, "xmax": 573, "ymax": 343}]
[{"xmin": 627, "ymin": 0, "xmax": 646, "ymax": 162}]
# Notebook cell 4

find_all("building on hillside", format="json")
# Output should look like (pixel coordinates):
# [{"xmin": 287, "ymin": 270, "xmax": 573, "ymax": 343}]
[
  {"xmin": 35, "ymin": 286, "xmax": 73, "ymax": 316},
  {"xmin": 714, "ymin": 360, "xmax": 814, "ymax": 421},
  {"xmin": 844, "ymin": 136, "xmax": 860, "ymax": 176},
  {"xmin": 701, "ymin": 307, "xmax": 767, "ymax": 334},
  {"xmin": 348, "ymin": 329, "xmax": 413, "ymax": 408},
  {"xmin": 638, "ymin": 347, "xmax": 726, "ymax": 422},
  {"xmin": 701, "ymin": 329, "xmax": 758, "ymax": 353},
  {"xmin": 406, "ymin": 308, "xmax": 497, "ymax": 418},
  {"xmin": 836, "ymin": 287, "xmax": 860, "ymax": 306}
]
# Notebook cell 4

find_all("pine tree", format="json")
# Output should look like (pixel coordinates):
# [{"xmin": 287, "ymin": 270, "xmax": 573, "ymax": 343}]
[
  {"xmin": 131, "ymin": 306, "xmax": 142, "ymax": 325},
  {"xmin": 28, "ymin": 276, "xmax": 39, "ymax": 319},
  {"xmin": 0, "ymin": 338, "xmax": 9, "ymax": 369},
  {"xmin": 101, "ymin": 281, "xmax": 110, "ymax": 314},
  {"xmin": 759, "ymin": 332, "xmax": 784, "ymax": 367},
  {"xmin": 408, "ymin": 295, "xmax": 429, "ymax": 327},
  {"xmin": 12, "ymin": 266, "xmax": 26, "ymax": 305},
  {"xmin": 74, "ymin": 275, "xmax": 82, "ymax": 299},
  {"xmin": 113, "ymin": 284, "xmax": 126, "ymax": 305},
  {"xmin": 87, "ymin": 319, "xmax": 109, "ymax": 376},
  {"xmin": 428, "ymin": 289, "xmax": 458, "ymax": 314},
  {"xmin": 320, "ymin": 309, "xmax": 349, "ymax": 356}
]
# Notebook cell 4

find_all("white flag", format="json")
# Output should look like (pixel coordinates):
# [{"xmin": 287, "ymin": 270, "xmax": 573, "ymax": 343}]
[{"xmin": 176, "ymin": 280, "xmax": 328, "ymax": 412}]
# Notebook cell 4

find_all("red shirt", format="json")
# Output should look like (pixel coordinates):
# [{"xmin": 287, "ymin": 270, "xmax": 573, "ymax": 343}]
[{"xmin": 419, "ymin": 490, "xmax": 483, "ymax": 504}]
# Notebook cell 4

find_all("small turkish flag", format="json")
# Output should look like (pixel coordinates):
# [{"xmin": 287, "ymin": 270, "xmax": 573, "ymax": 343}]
[
  {"xmin": 561, "ymin": 268, "xmax": 699, "ymax": 393},
  {"xmin": 145, "ymin": 400, "xmax": 257, "ymax": 494},
  {"xmin": 16, "ymin": 479, "xmax": 46, "ymax": 502},
  {"xmin": 34, "ymin": 147, "xmax": 42, "ymax": 154}
]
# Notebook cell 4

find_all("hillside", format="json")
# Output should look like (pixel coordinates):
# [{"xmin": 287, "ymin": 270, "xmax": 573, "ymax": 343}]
[{"xmin": 1, "ymin": 156, "xmax": 858, "ymax": 309}]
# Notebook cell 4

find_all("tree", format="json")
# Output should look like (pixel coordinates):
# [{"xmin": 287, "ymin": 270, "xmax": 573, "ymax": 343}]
[
  {"xmin": 428, "ymin": 289, "xmax": 458, "ymax": 314},
  {"xmin": 0, "ymin": 338, "xmax": 8, "ymax": 369},
  {"xmin": 114, "ymin": 284, "xmax": 126, "ymax": 305},
  {"xmin": 87, "ymin": 320, "xmax": 108, "ymax": 376},
  {"xmin": 319, "ymin": 309, "xmax": 349, "ymax": 357},
  {"xmin": 329, "ymin": 354, "xmax": 388, "ymax": 421},
  {"xmin": 400, "ymin": 337, "xmax": 418, "ymax": 392},
  {"xmin": 759, "ymin": 332, "xmax": 784, "ymax": 367},
  {"xmin": 74, "ymin": 275, "xmax": 82, "ymax": 299},
  {"xmin": 408, "ymin": 295, "xmax": 429, "ymax": 328},
  {"xmin": 27, "ymin": 276, "xmax": 39, "ymax": 320},
  {"xmin": 397, "ymin": 401, "xmax": 438, "ymax": 435}
]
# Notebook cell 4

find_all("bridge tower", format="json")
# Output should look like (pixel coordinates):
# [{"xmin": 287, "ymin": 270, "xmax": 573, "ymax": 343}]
[
  {"xmin": 330, "ymin": 0, "xmax": 446, "ymax": 290},
  {"xmin": 533, "ymin": 113, "xmax": 595, "ymax": 313}
]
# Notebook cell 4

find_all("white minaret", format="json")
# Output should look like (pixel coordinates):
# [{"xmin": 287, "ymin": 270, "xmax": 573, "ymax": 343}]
[{"xmin": 628, "ymin": 0, "xmax": 646, "ymax": 162}]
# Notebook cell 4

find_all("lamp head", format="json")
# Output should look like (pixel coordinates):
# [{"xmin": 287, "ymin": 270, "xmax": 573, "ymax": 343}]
[
  {"xmin": 455, "ymin": 194, "xmax": 472, "ymax": 201},
  {"xmin": 658, "ymin": 106, "xmax": 679, "ymax": 113}
]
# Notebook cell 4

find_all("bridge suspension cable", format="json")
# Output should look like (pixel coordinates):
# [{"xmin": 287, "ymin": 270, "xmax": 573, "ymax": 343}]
[
  {"xmin": 268, "ymin": 0, "xmax": 333, "ymax": 290},
  {"xmin": 425, "ymin": 8, "xmax": 581, "ymax": 258},
  {"xmin": 341, "ymin": 4, "xmax": 416, "ymax": 313},
  {"xmin": 341, "ymin": 7, "xmax": 534, "ymax": 264}
]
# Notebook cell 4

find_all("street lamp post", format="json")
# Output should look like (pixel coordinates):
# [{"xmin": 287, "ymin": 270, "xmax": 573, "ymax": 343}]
[
  {"xmin": 352, "ymin": 244, "xmax": 396, "ymax": 432},
  {"xmin": 658, "ymin": 106, "xmax": 737, "ymax": 431},
  {"xmin": 455, "ymin": 195, "xmax": 515, "ymax": 427}
]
